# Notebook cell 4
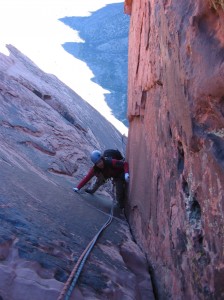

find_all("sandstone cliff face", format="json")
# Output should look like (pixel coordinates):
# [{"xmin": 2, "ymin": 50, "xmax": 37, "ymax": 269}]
[
  {"xmin": 0, "ymin": 45, "xmax": 154, "ymax": 299},
  {"xmin": 126, "ymin": 0, "xmax": 224, "ymax": 299}
]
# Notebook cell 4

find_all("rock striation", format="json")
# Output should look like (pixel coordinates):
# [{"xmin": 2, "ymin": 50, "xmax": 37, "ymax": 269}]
[
  {"xmin": 0, "ymin": 45, "xmax": 154, "ymax": 299},
  {"xmin": 126, "ymin": 1, "xmax": 224, "ymax": 299}
]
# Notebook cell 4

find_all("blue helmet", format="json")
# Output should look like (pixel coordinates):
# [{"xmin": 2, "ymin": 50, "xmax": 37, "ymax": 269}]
[{"xmin": 90, "ymin": 150, "xmax": 102, "ymax": 164}]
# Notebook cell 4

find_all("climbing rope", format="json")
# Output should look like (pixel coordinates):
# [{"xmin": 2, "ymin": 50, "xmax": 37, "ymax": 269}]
[{"xmin": 57, "ymin": 185, "xmax": 115, "ymax": 300}]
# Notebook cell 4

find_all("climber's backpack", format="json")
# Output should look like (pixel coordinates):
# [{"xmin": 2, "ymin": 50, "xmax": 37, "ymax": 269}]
[{"xmin": 103, "ymin": 149, "xmax": 124, "ymax": 160}]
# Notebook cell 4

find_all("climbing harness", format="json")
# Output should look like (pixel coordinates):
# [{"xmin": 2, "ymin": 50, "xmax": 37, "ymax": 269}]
[{"xmin": 57, "ymin": 184, "xmax": 115, "ymax": 300}]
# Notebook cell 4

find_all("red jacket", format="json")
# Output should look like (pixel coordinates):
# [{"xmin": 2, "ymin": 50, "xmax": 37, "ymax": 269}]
[{"xmin": 77, "ymin": 158, "xmax": 129, "ymax": 189}]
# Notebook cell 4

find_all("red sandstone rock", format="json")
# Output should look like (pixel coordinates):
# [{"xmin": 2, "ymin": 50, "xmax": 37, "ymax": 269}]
[
  {"xmin": 124, "ymin": 0, "xmax": 133, "ymax": 15},
  {"xmin": 0, "ymin": 45, "xmax": 154, "ymax": 299},
  {"xmin": 126, "ymin": 1, "xmax": 224, "ymax": 299}
]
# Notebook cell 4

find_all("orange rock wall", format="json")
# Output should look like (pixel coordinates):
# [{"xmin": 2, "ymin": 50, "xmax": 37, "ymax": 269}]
[
  {"xmin": 126, "ymin": 0, "xmax": 224, "ymax": 299},
  {"xmin": 124, "ymin": 0, "xmax": 133, "ymax": 15}
]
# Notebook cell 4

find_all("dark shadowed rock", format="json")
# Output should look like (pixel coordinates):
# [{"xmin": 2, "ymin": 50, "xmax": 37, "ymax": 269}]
[
  {"xmin": 59, "ymin": 2, "xmax": 130, "ymax": 126},
  {"xmin": 0, "ymin": 45, "xmax": 154, "ymax": 299}
]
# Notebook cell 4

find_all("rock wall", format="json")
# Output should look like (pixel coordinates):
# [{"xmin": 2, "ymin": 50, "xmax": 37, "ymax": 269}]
[
  {"xmin": 126, "ymin": 0, "xmax": 224, "ymax": 299},
  {"xmin": 0, "ymin": 45, "xmax": 155, "ymax": 299}
]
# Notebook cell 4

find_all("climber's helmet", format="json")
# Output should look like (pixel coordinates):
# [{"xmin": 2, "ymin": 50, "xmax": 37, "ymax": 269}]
[{"xmin": 90, "ymin": 150, "xmax": 102, "ymax": 164}]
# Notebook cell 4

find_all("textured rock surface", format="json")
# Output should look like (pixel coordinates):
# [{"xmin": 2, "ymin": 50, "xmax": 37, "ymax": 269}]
[
  {"xmin": 126, "ymin": 1, "xmax": 224, "ymax": 299},
  {"xmin": 0, "ymin": 45, "xmax": 154, "ymax": 299},
  {"xmin": 124, "ymin": 0, "xmax": 133, "ymax": 15}
]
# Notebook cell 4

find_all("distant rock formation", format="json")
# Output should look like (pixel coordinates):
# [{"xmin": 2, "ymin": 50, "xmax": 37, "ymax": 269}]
[
  {"xmin": 59, "ymin": 2, "xmax": 130, "ymax": 126},
  {"xmin": 0, "ymin": 45, "xmax": 154, "ymax": 299},
  {"xmin": 126, "ymin": 1, "xmax": 224, "ymax": 299}
]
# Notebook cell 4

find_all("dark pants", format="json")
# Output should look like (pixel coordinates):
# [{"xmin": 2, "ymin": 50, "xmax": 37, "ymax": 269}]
[
  {"xmin": 89, "ymin": 173, "xmax": 125, "ymax": 208},
  {"xmin": 114, "ymin": 177, "xmax": 125, "ymax": 209}
]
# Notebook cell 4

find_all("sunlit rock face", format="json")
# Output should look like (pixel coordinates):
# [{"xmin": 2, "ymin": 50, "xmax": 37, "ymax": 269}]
[
  {"xmin": 0, "ymin": 45, "xmax": 154, "ymax": 299},
  {"xmin": 126, "ymin": 1, "xmax": 224, "ymax": 299}
]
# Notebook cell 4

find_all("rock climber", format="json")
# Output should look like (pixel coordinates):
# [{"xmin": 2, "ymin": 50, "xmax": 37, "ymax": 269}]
[{"xmin": 73, "ymin": 150, "xmax": 130, "ymax": 209}]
